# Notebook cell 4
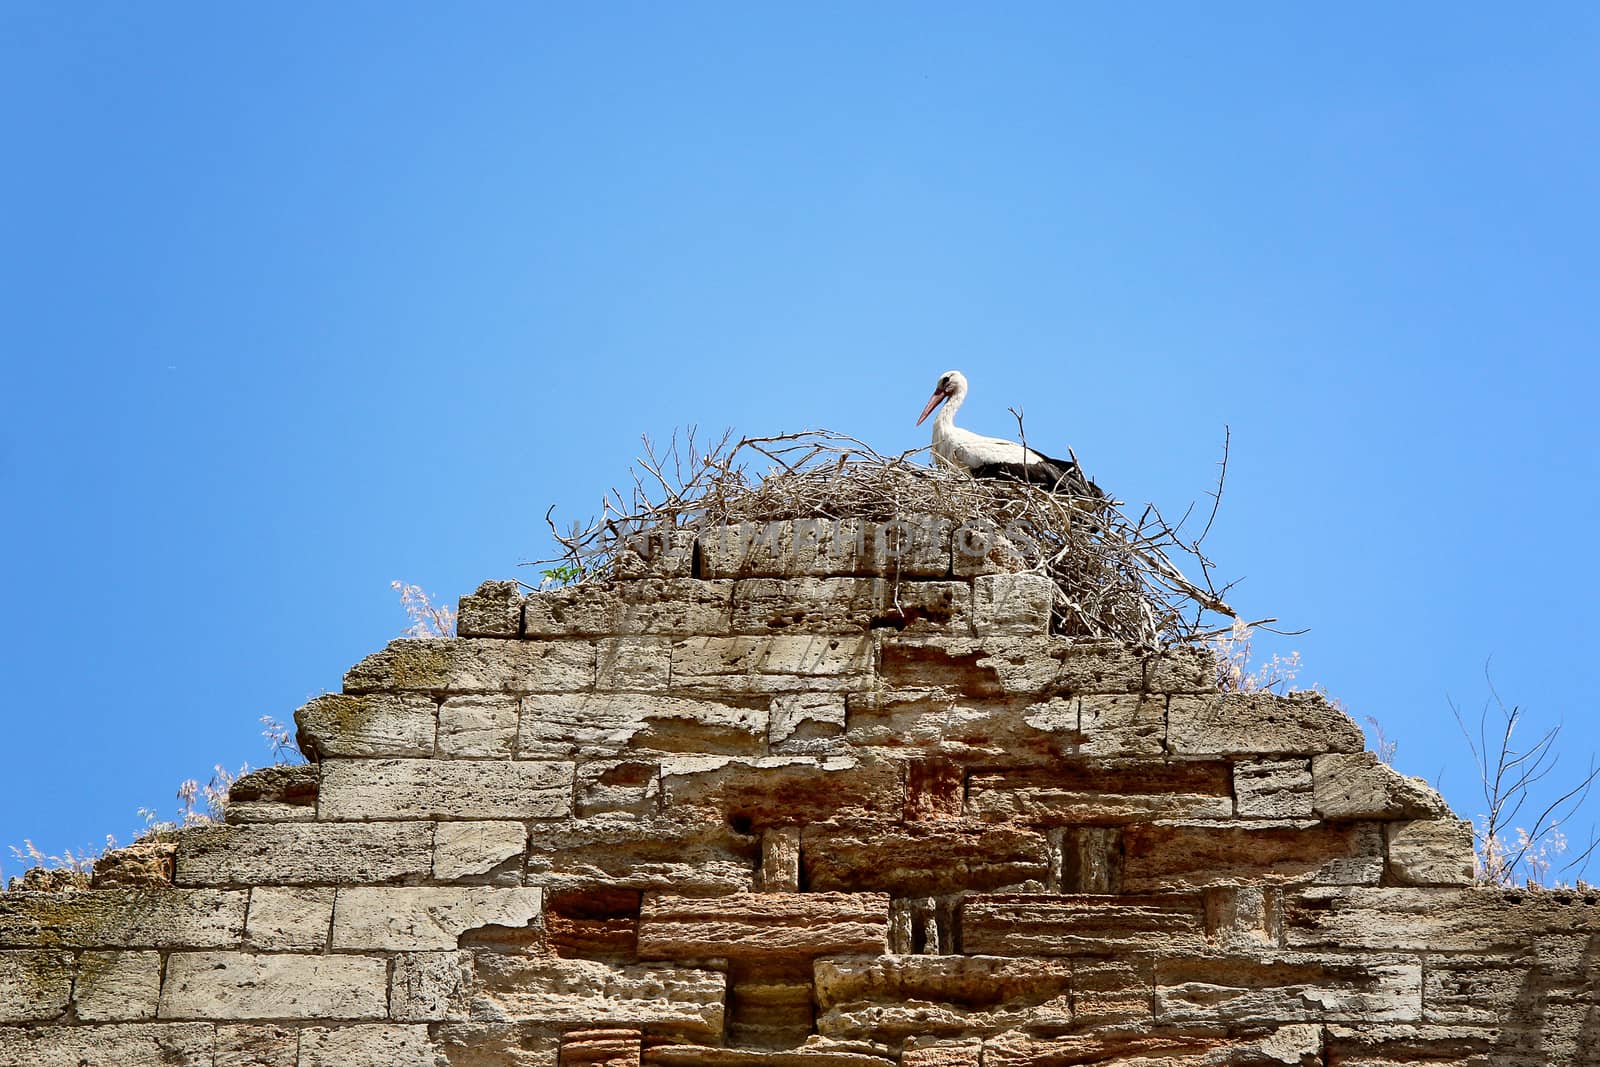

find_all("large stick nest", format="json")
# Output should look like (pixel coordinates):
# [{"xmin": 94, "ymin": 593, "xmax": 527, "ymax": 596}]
[{"xmin": 534, "ymin": 428, "xmax": 1246, "ymax": 647}]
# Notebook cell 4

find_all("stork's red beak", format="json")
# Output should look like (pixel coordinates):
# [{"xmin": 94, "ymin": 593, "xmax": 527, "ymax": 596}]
[{"xmin": 916, "ymin": 389, "xmax": 947, "ymax": 426}]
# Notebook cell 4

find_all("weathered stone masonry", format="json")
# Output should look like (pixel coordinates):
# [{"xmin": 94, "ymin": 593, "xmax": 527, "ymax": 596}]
[{"xmin": 3, "ymin": 516, "xmax": 1599, "ymax": 1066}]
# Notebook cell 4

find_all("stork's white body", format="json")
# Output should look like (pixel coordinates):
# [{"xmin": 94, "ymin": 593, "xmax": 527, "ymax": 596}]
[
  {"xmin": 916, "ymin": 369, "xmax": 1101, "ymax": 497},
  {"xmin": 928, "ymin": 401, "xmax": 1055, "ymax": 472}
]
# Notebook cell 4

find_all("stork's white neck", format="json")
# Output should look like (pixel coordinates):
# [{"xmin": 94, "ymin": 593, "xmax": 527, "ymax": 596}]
[{"xmin": 933, "ymin": 383, "xmax": 965, "ymax": 434}]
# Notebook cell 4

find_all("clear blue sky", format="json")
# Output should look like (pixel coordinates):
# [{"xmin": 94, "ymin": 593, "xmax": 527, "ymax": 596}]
[{"xmin": 4, "ymin": 5, "xmax": 1598, "ymax": 874}]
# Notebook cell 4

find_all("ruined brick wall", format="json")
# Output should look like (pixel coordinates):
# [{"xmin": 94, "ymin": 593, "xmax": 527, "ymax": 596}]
[{"xmin": 3, "ymin": 517, "xmax": 1598, "ymax": 1066}]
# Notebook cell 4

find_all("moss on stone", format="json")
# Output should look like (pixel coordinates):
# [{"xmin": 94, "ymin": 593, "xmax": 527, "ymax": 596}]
[
  {"xmin": 71, "ymin": 947, "xmax": 115, "ymax": 996},
  {"xmin": 0, "ymin": 888, "xmax": 243, "ymax": 949},
  {"xmin": 0, "ymin": 892, "xmax": 155, "ymax": 948},
  {"xmin": 343, "ymin": 639, "xmax": 457, "ymax": 693}
]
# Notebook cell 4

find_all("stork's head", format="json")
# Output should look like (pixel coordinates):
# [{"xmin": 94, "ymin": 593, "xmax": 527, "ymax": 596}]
[{"xmin": 917, "ymin": 369, "xmax": 967, "ymax": 425}]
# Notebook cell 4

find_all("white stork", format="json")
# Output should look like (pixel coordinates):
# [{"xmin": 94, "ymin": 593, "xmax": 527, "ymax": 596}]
[{"xmin": 916, "ymin": 369, "xmax": 1102, "ymax": 497}]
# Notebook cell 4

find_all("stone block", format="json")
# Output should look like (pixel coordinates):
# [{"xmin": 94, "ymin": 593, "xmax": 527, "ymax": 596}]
[
  {"xmin": 1312, "ymin": 752, "xmax": 1453, "ymax": 819},
  {"xmin": 342, "ymin": 639, "xmax": 459, "ymax": 692},
  {"xmin": 226, "ymin": 765, "xmax": 320, "ymax": 803},
  {"xmin": 1154, "ymin": 953, "xmax": 1423, "ymax": 1025},
  {"xmin": 802, "ymin": 822, "xmax": 1050, "ymax": 895},
  {"xmin": 343, "ymin": 638, "xmax": 595, "ymax": 694},
  {"xmin": 971, "ymin": 573, "xmax": 1052, "ymax": 637},
  {"xmin": 842, "ymin": 690, "xmax": 1084, "ymax": 766},
  {"xmin": 577, "ymin": 760, "xmax": 662, "ymax": 818},
  {"xmin": 224, "ymin": 801, "xmax": 317, "ymax": 825},
  {"xmin": 158, "ymin": 951, "xmax": 388, "ymax": 1020},
  {"xmin": 1308, "ymin": 824, "xmax": 1388, "ymax": 887},
  {"xmin": 1205, "ymin": 885, "xmax": 1282, "ymax": 948},
  {"xmin": 433, "ymin": 1024, "xmax": 561, "ymax": 1066},
  {"xmin": 394, "ymin": 951, "xmax": 725, "ymax": 1037},
  {"xmin": 1234, "ymin": 760, "xmax": 1315, "ymax": 818},
  {"xmin": 73, "ymin": 950, "xmax": 161, "ymax": 1021},
  {"xmin": 1072, "ymin": 694, "xmax": 1167, "ymax": 756},
  {"xmin": 888, "ymin": 895, "xmax": 961, "ymax": 954},
  {"xmin": 1251, "ymin": 1025, "xmax": 1327, "ymax": 1063},
  {"xmin": 544, "ymin": 887, "xmax": 644, "ymax": 961},
  {"xmin": 988, "ymin": 1030, "xmax": 1282, "ymax": 1067},
  {"xmin": 294, "ymin": 693, "xmax": 438, "ymax": 758},
  {"xmin": 223, "ymin": 765, "xmax": 320, "ymax": 826},
  {"xmin": 814, "ymin": 955, "xmax": 1072, "ymax": 1039},
  {"xmin": 89, "ymin": 841, "xmax": 177, "ymax": 889},
  {"xmin": 525, "ymin": 579, "xmax": 733, "ymax": 637},
  {"xmin": 0, "ymin": 949, "xmax": 71, "ymax": 1022},
  {"xmin": 0, "ymin": 889, "xmax": 247, "ymax": 948},
  {"xmin": 698, "ymin": 518, "xmax": 949, "ymax": 579},
  {"xmin": 1055, "ymin": 827, "xmax": 1125, "ymax": 893},
  {"xmin": 671, "ymin": 635, "xmax": 875, "ymax": 695},
  {"xmin": 458, "ymin": 580, "xmax": 524, "ymax": 638},
  {"xmin": 331, "ymin": 886, "xmax": 543, "ymax": 950},
  {"xmin": 390, "ymin": 951, "xmax": 469, "ymax": 1023},
  {"xmin": 434, "ymin": 821, "xmax": 530, "ymax": 881},
  {"xmin": 960, "ymin": 893, "xmax": 1208, "ymax": 956},
  {"xmin": 525, "ymin": 812, "xmax": 758, "ymax": 896},
  {"xmin": 520, "ymin": 692, "xmax": 767, "ymax": 760},
  {"xmin": 723, "ymin": 961, "xmax": 813, "ymax": 1047},
  {"xmin": 6, "ymin": 869, "xmax": 87, "ymax": 893},
  {"xmin": 1283, "ymin": 887, "xmax": 1548, "ymax": 953},
  {"xmin": 613, "ymin": 529, "xmax": 696, "ymax": 579},
  {"xmin": 638, "ymin": 892, "xmax": 890, "ymax": 960},
  {"xmin": 175, "ymin": 822, "xmax": 434, "ymax": 885},
  {"xmin": 902, "ymin": 1040, "xmax": 983, "ymax": 1067},
  {"xmin": 969, "ymin": 761, "xmax": 1233, "ymax": 824},
  {"xmin": 1531, "ymin": 927, "xmax": 1596, "ymax": 979},
  {"xmin": 438, "ymin": 694, "xmax": 520, "ymax": 758},
  {"xmin": 1167, "ymin": 691, "xmax": 1365, "ymax": 757},
  {"xmin": 598, "ymin": 637, "xmax": 672, "ymax": 689},
  {"xmin": 646, "ymin": 1043, "xmax": 896, "ymax": 1067},
  {"xmin": 951, "ymin": 520, "xmax": 1034, "ymax": 577},
  {"xmin": 904, "ymin": 755, "xmax": 965, "ymax": 821},
  {"xmin": 1386, "ymin": 820, "xmax": 1475, "ymax": 886},
  {"xmin": 1122, "ymin": 820, "xmax": 1383, "ymax": 891},
  {"xmin": 1055, "ymin": 641, "xmax": 1214, "ymax": 694},
  {"xmin": 0, "ymin": 1023, "xmax": 214, "ymax": 1067},
  {"xmin": 731, "ymin": 578, "xmax": 968, "ymax": 635},
  {"xmin": 877, "ymin": 636, "xmax": 1201, "ymax": 700},
  {"xmin": 245, "ymin": 887, "xmax": 334, "ymax": 951},
  {"xmin": 481, "ymin": 956, "xmax": 724, "ymax": 1038},
  {"xmin": 297, "ymin": 1024, "xmax": 441, "ymax": 1066},
  {"xmin": 757, "ymin": 827, "xmax": 802, "ymax": 892},
  {"xmin": 1321, "ymin": 1023, "xmax": 1499, "ymax": 1066},
  {"xmin": 1055, "ymin": 829, "xmax": 1128, "ymax": 896},
  {"xmin": 982, "ymin": 1029, "xmax": 1233, "ymax": 1067},
  {"xmin": 1422, "ymin": 955, "xmax": 1526, "ymax": 1025},
  {"xmin": 1017, "ymin": 700, "xmax": 1085, "ymax": 753},
  {"xmin": 561, "ymin": 1028, "xmax": 642, "ymax": 1067},
  {"xmin": 660, "ymin": 754, "xmax": 904, "ymax": 828},
  {"xmin": 875, "ymin": 638, "xmax": 1026, "ymax": 696},
  {"xmin": 874, "ymin": 637, "xmax": 1018, "ymax": 697},
  {"xmin": 318, "ymin": 758, "xmax": 572, "ymax": 821},
  {"xmin": 216, "ymin": 1024, "xmax": 298, "ymax": 1067},
  {"xmin": 871, "ymin": 515, "xmax": 954, "ymax": 577},
  {"xmin": 769, "ymin": 692, "xmax": 847, "ymax": 754}
]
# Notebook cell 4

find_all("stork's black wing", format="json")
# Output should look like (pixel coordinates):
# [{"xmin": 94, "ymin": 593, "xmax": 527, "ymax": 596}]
[{"xmin": 970, "ymin": 453, "xmax": 1104, "ymax": 499}]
